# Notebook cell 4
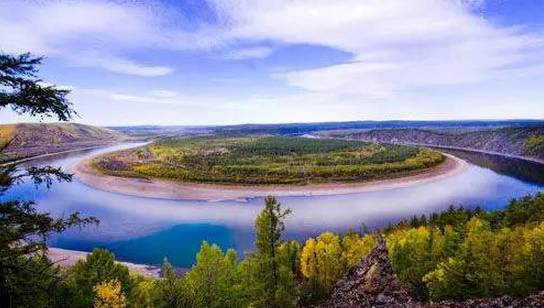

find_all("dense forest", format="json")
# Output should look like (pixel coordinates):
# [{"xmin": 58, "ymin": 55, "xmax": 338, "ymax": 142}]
[
  {"xmin": 7, "ymin": 193, "xmax": 544, "ymax": 307},
  {"xmin": 93, "ymin": 136, "xmax": 444, "ymax": 185}
]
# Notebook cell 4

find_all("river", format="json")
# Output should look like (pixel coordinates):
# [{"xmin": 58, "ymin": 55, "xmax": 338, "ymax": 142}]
[{"xmin": 2, "ymin": 143, "xmax": 543, "ymax": 267}]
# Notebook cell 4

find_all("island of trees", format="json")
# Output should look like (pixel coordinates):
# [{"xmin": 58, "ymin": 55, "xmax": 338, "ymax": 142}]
[{"xmin": 92, "ymin": 136, "xmax": 444, "ymax": 185}]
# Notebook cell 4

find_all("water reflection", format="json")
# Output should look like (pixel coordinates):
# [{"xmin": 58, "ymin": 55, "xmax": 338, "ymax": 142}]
[
  {"xmin": 440, "ymin": 149, "xmax": 544, "ymax": 185},
  {"xmin": 1, "ymin": 144, "xmax": 543, "ymax": 267}
]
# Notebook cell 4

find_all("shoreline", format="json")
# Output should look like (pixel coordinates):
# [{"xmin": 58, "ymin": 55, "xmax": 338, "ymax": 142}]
[
  {"xmin": 71, "ymin": 153, "xmax": 467, "ymax": 202},
  {"xmin": 0, "ymin": 141, "xmax": 127, "ymax": 166},
  {"xmin": 413, "ymin": 144, "xmax": 544, "ymax": 165},
  {"xmin": 48, "ymin": 247, "xmax": 162, "ymax": 278}
]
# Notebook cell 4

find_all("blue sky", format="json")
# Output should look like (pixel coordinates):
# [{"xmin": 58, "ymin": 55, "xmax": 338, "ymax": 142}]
[{"xmin": 1, "ymin": 0, "xmax": 544, "ymax": 126}]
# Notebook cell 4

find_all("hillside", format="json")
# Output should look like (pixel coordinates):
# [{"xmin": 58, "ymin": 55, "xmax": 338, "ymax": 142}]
[
  {"xmin": 321, "ymin": 126, "xmax": 544, "ymax": 162},
  {"xmin": 0, "ymin": 123, "xmax": 126, "ymax": 162}
]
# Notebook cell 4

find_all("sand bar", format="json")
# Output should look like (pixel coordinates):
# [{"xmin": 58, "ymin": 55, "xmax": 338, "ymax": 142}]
[{"xmin": 48, "ymin": 248, "xmax": 161, "ymax": 278}]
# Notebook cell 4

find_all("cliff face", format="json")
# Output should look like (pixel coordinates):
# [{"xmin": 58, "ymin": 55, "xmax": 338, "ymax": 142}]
[
  {"xmin": 347, "ymin": 127, "xmax": 544, "ymax": 161},
  {"xmin": 317, "ymin": 237, "xmax": 544, "ymax": 308}
]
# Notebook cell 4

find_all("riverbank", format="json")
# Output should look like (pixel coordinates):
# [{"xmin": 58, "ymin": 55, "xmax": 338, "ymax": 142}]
[
  {"xmin": 48, "ymin": 248, "xmax": 162, "ymax": 278},
  {"xmin": 0, "ymin": 143, "xmax": 118, "ymax": 166},
  {"xmin": 408, "ymin": 143, "xmax": 544, "ymax": 165},
  {"xmin": 71, "ymin": 153, "xmax": 467, "ymax": 202}
]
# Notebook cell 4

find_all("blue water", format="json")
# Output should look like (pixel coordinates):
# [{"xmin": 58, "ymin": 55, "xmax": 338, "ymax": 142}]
[{"xmin": 2, "ymin": 144, "xmax": 543, "ymax": 267}]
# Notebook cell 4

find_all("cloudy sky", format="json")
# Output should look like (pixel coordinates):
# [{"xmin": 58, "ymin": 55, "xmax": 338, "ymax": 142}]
[{"xmin": 1, "ymin": 0, "xmax": 544, "ymax": 125}]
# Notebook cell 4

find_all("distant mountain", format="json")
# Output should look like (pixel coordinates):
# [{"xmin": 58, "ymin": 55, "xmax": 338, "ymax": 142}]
[
  {"xmin": 109, "ymin": 125, "xmax": 211, "ymax": 140},
  {"xmin": 213, "ymin": 120, "xmax": 544, "ymax": 135},
  {"xmin": 0, "ymin": 123, "xmax": 126, "ymax": 162}
]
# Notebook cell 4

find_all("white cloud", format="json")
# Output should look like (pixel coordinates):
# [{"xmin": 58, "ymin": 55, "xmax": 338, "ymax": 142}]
[
  {"xmin": 2, "ymin": 0, "xmax": 544, "ymax": 113},
  {"xmin": 209, "ymin": 0, "xmax": 544, "ymax": 97},
  {"xmin": 0, "ymin": 1, "xmax": 182, "ymax": 76},
  {"xmin": 148, "ymin": 90, "xmax": 179, "ymax": 98},
  {"xmin": 74, "ymin": 55, "xmax": 174, "ymax": 77},
  {"xmin": 221, "ymin": 46, "xmax": 274, "ymax": 60},
  {"xmin": 110, "ymin": 92, "xmax": 188, "ymax": 105}
]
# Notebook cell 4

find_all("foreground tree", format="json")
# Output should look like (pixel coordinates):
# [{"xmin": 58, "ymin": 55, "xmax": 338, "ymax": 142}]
[
  {"xmin": 0, "ymin": 52, "xmax": 96, "ymax": 307},
  {"xmin": 67, "ymin": 249, "xmax": 135, "ymax": 307},
  {"xmin": 93, "ymin": 279, "xmax": 126, "ymax": 308},
  {"xmin": 243, "ymin": 196, "xmax": 297, "ymax": 307},
  {"xmin": 183, "ymin": 242, "xmax": 242, "ymax": 307},
  {"xmin": 300, "ymin": 232, "xmax": 345, "ymax": 292},
  {"xmin": 153, "ymin": 260, "xmax": 190, "ymax": 308}
]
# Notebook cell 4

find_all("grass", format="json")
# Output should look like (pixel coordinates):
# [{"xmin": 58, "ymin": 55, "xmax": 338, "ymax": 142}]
[{"xmin": 93, "ymin": 136, "xmax": 445, "ymax": 185}]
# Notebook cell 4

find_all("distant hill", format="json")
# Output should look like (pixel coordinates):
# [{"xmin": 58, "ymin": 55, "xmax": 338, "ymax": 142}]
[
  {"xmin": 213, "ymin": 120, "xmax": 544, "ymax": 135},
  {"xmin": 0, "ymin": 123, "xmax": 126, "ymax": 162},
  {"xmin": 325, "ymin": 126, "xmax": 544, "ymax": 162},
  {"xmin": 109, "ymin": 125, "xmax": 211, "ymax": 140}
]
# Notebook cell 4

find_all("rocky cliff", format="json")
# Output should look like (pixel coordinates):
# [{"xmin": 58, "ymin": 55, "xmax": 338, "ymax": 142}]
[{"xmin": 317, "ymin": 237, "xmax": 544, "ymax": 308}]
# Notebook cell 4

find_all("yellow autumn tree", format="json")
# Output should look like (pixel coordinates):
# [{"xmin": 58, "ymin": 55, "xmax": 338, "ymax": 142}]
[
  {"xmin": 300, "ymin": 232, "xmax": 345, "ymax": 291},
  {"xmin": 93, "ymin": 279, "xmax": 126, "ymax": 308},
  {"xmin": 341, "ymin": 232, "xmax": 376, "ymax": 267}
]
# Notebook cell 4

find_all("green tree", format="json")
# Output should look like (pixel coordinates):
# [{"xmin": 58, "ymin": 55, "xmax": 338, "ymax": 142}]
[
  {"xmin": 277, "ymin": 240, "xmax": 300, "ymax": 276},
  {"xmin": 423, "ymin": 218, "xmax": 502, "ymax": 300},
  {"xmin": 67, "ymin": 249, "xmax": 135, "ymax": 307},
  {"xmin": 387, "ymin": 226, "xmax": 452, "ymax": 300},
  {"xmin": 128, "ymin": 278, "xmax": 155, "ymax": 308},
  {"xmin": 248, "ymin": 196, "xmax": 296, "ymax": 307},
  {"xmin": 0, "ymin": 53, "xmax": 74, "ymax": 120},
  {"xmin": 183, "ymin": 242, "xmax": 243, "ymax": 308},
  {"xmin": 0, "ymin": 52, "xmax": 96, "ymax": 307},
  {"xmin": 298, "ymin": 273, "xmax": 328, "ymax": 306},
  {"xmin": 153, "ymin": 260, "xmax": 190, "ymax": 308}
]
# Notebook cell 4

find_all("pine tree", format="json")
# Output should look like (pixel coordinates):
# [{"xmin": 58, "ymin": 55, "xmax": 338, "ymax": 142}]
[
  {"xmin": 251, "ymin": 196, "xmax": 296, "ymax": 307},
  {"xmin": 0, "ymin": 52, "xmax": 96, "ymax": 307}
]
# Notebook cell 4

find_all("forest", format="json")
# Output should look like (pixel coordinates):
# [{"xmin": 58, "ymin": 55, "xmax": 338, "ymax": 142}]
[
  {"xmin": 6, "ymin": 193, "xmax": 544, "ymax": 307},
  {"xmin": 525, "ymin": 135, "xmax": 544, "ymax": 157},
  {"xmin": 93, "ymin": 136, "xmax": 444, "ymax": 185}
]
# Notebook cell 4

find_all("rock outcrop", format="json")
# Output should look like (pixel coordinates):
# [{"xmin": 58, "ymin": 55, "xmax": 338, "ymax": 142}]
[
  {"xmin": 318, "ymin": 236, "xmax": 413, "ymax": 308},
  {"xmin": 317, "ymin": 236, "xmax": 544, "ymax": 308}
]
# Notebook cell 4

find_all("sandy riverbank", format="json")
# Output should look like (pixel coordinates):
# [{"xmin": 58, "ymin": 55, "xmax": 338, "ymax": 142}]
[
  {"xmin": 48, "ymin": 248, "xmax": 161, "ymax": 278},
  {"xmin": 71, "ymin": 153, "xmax": 467, "ymax": 202}
]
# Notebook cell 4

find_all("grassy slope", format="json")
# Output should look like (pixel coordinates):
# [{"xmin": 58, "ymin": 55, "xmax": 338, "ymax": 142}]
[{"xmin": 0, "ymin": 123, "xmax": 126, "ymax": 162}]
